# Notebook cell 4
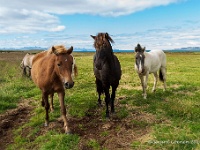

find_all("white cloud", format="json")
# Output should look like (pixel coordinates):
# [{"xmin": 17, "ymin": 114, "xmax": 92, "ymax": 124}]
[
  {"xmin": 1, "ymin": 26, "xmax": 200, "ymax": 50},
  {"xmin": 50, "ymin": 26, "xmax": 66, "ymax": 32},
  {"xmin": 0, "ymin": 0, "xmax": 182, "ymax": 16},
  {"xmin": 0, "ymin": 7, "xmax": 65, "ymax": 34},
  {"xmin": 1, "ymin": 0, "xmax": 199, "ymax": 50},
  {"xmin": 0, "ymin": 0, "xmax": 182, "ymax": 34}
]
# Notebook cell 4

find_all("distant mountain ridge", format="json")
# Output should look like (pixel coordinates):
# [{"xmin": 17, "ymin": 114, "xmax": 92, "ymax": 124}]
[
  {"xmin": 164, "ymin": 47, "xmax": 200, "ymax": 52},
  {"xmin": 0, "ymin": 46, "xmax": 200, "ymax": 52}
]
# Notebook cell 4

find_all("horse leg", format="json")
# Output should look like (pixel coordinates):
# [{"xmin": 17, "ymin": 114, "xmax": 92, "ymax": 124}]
[
  {"xmin": 144, "ymin": 73, "xmax": 149, "ymax": 99},
  {"xmin": 152, "ymin": 72, "xmax": 158, "ymax": 93},
  {"xmin": 140, "ymin": 73, "xmax": 148, "ymax": 99},
  {"xmin": 23, "ymin": 67, "xmax": 26, "ymax": 76},
  {"xmin": 28, "ymin": 68, "xmax": 31, "ymax": 77},
  {"xmin": 50, "ymin": 93, "xmax": 54, "ymax": 112},
  {"xmin": 96, "ymin": 78, "xmax": 103, "ymax": 106},
  {"xmin": 111, "ymin": 85, "xmax": 117, "ymax": 114},
  {"xmin": 57, "ymin": 92, "xmax": 70, "ymax": 134},
  {"xmin": 139, "ymin": 75, "xmax": 146, "ymax": 99},
  {"xmin": 160, "ymin": 67, "xmax": 167, "ymax": 91},
  {"xmin": 104, "ymin": 87, "xmax": 111, "ymax": 118},
  {"xmin": 42, "ymin": 92, "xmax": 49, "ymax": 126},
  {"xmin": 25, "ymin": 67, "xmax": 28, "ymax": 76},
  {"xmin": 29, "ymin": 68, "xmax": 32, "ymax": 79}
]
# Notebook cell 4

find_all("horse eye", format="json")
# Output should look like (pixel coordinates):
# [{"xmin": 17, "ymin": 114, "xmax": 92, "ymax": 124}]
[{"xmin": 57, "ymin": 63, "xmax": 61, "ymax": 67}]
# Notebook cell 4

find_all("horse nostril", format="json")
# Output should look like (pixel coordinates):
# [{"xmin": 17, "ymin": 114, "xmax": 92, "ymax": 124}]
[
  {"xmin": 64, "ymin": 82, "xmax": 74, "ymax": 89},
  {"xmin": 95, "ymin": 63, "xmax": 102, "ymax": 70},
  {"xmin": 65, "ymin": 82, "xmax": 69, "ymax": 88}
]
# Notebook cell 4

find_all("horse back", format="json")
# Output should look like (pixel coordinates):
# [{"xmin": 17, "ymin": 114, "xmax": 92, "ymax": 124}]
[
  {"xmin": 31, "ymin": 51, "xmax": 59, "ymax": 91},
  {"xmin": 144, "ymin": 50, "xmax": 166, "ymax": 73},
  {"xmin": 153, "ymin": 50, "xmax": 166, "ymax": 66},
  {"xmin": 32, "ymin": 51, "xmax": 48, "ymax": 65},
  {"xmin": 21, "ymin": 53, "xmax": 35, "ymax": 68}
]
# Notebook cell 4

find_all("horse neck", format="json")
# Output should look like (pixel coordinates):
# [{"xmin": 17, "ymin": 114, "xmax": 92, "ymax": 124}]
[{"xmin": 105, "ymin": 46, "xmax": 114, "ymax": 61}]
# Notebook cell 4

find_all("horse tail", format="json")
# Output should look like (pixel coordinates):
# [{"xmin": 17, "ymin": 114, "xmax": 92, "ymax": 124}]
[{"xmin": 159, "ymin": 69, "xmax": 164, "ymax": 82}]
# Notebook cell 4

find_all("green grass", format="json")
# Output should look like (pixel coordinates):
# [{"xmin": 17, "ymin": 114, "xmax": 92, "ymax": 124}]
[{"xmin": 1, "ymin": 52, "xmax": 200, "ymax": 150}]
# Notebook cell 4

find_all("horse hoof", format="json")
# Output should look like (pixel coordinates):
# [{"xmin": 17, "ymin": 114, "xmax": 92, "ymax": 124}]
[
  {"xmin": 64, "ymin": 126, "xmax": 71, "ymax": 134},
  {"xmin": 97, "ymin": 103, "xmax": 103, "ymax": 107},
  {"xmin": 65, "ymin": 131, "xmax": 72, "ymax": 135},
  {"xmin": 110, "ymin": 111, "xmax": 115, "ymax": 116},
  {"xmin": 106, "ymin": 114, "xmax": 110, "ymax": 119},
  {"xmin": 44, "ymin": 123, "xmax": 48, "ymax": 127}
]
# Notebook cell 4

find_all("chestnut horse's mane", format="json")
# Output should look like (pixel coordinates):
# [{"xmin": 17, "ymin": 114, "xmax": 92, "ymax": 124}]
[{"xmin": 47, "ymin": 45, "xmax": 68, "ymax": 55}]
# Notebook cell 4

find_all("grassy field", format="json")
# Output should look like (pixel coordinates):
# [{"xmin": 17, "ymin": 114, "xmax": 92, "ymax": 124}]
[{"xmin": 0, "ymin": 51, "xmax": 200, "ymax": 150}]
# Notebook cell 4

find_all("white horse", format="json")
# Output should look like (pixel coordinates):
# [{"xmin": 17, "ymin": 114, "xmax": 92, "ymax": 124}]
[
  {"xmin": 20, "ymin": 53, "xmax": 35, "ymax": 77},
  {"xmin": 134, "ymin": 44, "xmax": 167, "ymax": 99}
]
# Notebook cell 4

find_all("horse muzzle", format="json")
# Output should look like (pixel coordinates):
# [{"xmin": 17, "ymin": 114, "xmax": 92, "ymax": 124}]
[
  {"xmin": 137, "ymin": 68, "xmax": 145, "ymax": 74},
  {"xmin": 95, "ymin": 64, "xmax": 102, "ymax": 70},
  {"xmin": 64, "ymin": 82, "xmax": 74, "ymax": 89},
  {"xmin": 95, "ymin": 61, "xmax": 104, "ymax": 70}
]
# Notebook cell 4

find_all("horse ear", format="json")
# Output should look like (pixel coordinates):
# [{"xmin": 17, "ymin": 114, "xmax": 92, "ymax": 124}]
[
  {"xmin": 143, "ymin": 47, "xmax": 146, "ymax": 52},
  {"xmin": 67, "ymin": 46, "xmax": 73, "ymax": 54},
  {"xmin": 135, "ymin": 46, "xmax": 138, "ymax": 53},
  {"xmin": 105, "ymin": 32, "xmax": 109, "ymax": 38},
  {"xmin": 90, "ymin": 35, "xmax": 96, "ymax": 40},
  {"xmin": 52, "ymin": 46, "xmax": 58, "ymax": 55},
  {"xmin": 105, "ymin": 33, "xmax": 114, "ymax": 43}
]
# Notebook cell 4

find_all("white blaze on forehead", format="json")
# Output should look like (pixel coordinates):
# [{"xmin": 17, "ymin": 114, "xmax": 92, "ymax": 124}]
[
  {"xmin": 138, "ymin": 60, "xmax": 142, "ymax": 73},
  {"xmin": 65, "ymin": 58, "xmax": 67, "ymax": 61},
  {"xmin": 136, "ymin": 55, "xmax": 143, "ymax": 73}
]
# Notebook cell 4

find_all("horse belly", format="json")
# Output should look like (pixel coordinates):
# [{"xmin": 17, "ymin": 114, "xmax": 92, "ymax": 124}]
[{"xmin": 149, "ymin": 66, "xmax": 160, "ymax": 74}]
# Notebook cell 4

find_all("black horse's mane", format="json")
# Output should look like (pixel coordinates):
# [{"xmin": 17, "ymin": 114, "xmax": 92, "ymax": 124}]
[{"xmin": 93, "ymin": 33, "xmax": 114, "ymax": 50}]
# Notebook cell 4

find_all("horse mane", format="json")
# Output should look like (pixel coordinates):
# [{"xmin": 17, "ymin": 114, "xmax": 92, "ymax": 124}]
[
  {"xmin": 93, "ymin": 33, "xmax": 114, "ymax": 49},
  {"xmin": 135, "ymin": 44, "xmax": 145, "ymax": 52},
  {"xmin": 105, "ymin": 33, "xmax": 114, "ymax": 44},
  {"xmin": 47, "ymin": 45, "xmax": 68, "ymax": 55}
]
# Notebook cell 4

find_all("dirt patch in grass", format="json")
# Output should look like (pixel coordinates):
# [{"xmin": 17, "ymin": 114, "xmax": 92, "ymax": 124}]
[
  {"xmin": 0, "ymin": 99, "xmax": 34, "ymax": 150},
  {"xmin": 0, "ymin": 97, "xmax": 155, "ymax": 150},
  {"xmin": 69, "ymin": 107, "xmax": 151, "ymax": 150}
]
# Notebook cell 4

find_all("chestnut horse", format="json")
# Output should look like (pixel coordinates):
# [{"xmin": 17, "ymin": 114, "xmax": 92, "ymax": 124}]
[
  {"xmin": 31, "ymin": 45, "xmax": 77, "ymax": 133},
  {"xmin": 134, "ymin": 44, "xmax": 166, "ymax": 99},
  {"xmin": 91, "ymin": 33, "xmax": 121, "ymax": 118}
]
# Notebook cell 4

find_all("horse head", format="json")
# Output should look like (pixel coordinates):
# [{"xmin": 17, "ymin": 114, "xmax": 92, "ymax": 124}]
[
  {"xmin": 52, "ymin": 45, "xmax": 77, "ymax": 89},
  {"xmin": 91, "ymin": 32, "xmax": 114, "ymax": 70},
  {"xmin": 135, "ymin": 44, "xmax": 145, "ymax": 74}
]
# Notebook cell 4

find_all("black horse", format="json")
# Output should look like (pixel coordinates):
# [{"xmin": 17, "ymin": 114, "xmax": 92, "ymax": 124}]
[{"xmin": 91, "ymin": 32, "xmax": 121, "ymax": 118}]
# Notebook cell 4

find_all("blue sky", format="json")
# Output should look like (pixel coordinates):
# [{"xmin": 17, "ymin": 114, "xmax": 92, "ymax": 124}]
[{"xmin": 0, "ymin": 0, "xmax": 200, "ymax": 50}]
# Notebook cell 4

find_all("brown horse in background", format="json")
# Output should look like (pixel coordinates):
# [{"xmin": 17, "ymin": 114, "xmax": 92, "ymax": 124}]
[
  {"xmin": 91, "ymin": 33, "xmax": 121, "ymax": 118},
  {"xmin": 31, "ymin": 45, "xmax": 77, "ymax": 133}
]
